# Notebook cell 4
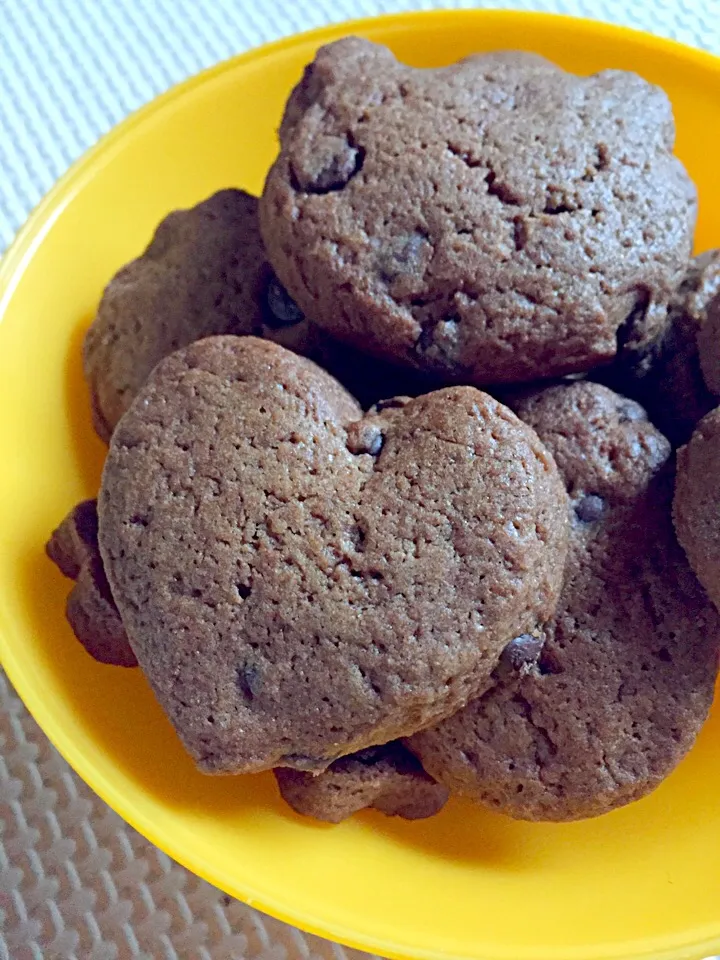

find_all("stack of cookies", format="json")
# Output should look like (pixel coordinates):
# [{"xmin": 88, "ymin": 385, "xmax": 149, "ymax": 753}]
[{"xmin": 48, "ymin": 39, "xmax": 720, "ymax": 825}]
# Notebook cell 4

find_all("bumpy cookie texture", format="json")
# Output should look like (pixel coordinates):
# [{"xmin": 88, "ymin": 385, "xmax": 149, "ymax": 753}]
[
  {"xmin": 46, "ymin": 501, "xmax": 137, "ymax": 667},
  {"xmin": 276, "ymin": 630, "xmax": 547, "ymax": 822},
  {"xmin": 98, "ymin": 336, "xmax": 568, "ymax": 775},
  {"xmin": 274, "ymin": 742, "xmax": 449, "ymax": 822},
  {"xmin": 84, "ymin": 190, "xmax": 270, "ymax": 441},
  {"xmin": 674, "ymin": 408, "xmax": 720, "ymax": 611},
  {"xmin": 516, "ymin": 382, "xmax": 671, "ymax": 501},
  {"xmin": 409, "ymin": 382, "xmax": 720, "ymax": 821},
  {"xmin": 261, "ymin": 39, "xmax": 696, "ymax": 384},
  {"xmin": 607, "ymin": 251, "xmax": 720, "ymax": 445},
  {"xmin": 84, "ymin": 188, "xmax": 434, "ymax": 440}
]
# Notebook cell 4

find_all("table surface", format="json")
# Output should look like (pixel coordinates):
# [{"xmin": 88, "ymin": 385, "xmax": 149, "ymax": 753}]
[{"xmin": 1, "ymin": 1, "xmax": 718, "ymax": 958}]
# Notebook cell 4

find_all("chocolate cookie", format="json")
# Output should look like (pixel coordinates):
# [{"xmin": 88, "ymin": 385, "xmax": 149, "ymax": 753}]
[
  {"xmin": 47, "ymin": 504, "xmax": 449, "ymax": 820},
  {"xmin": 84, "ymin": 188, "xmax": 434, "ymax": 440},
  {"xmin": 409, "ymin": 382, "xmax": 720, "ymax": 821},
  {"xmin": 275, "ymin": 630, "xmax": 552, "ymax": 822},
  {"xmin": 260, "ymin": 39, "xmax": 696, "ymax": 385},
  {"xmin": 46, "ymin": 500, "xmax": 137, "ymax": 667},
  {"xmin": 84, "ymin": 189, "xmax": 270, "ymax": 441},
  {"xmin": 274, "ymin": 742, "xmax": 449, "ymax": 822},
  {"xmin": 98, "ymin": 336, "xmax": 569, "ymax": 775},
  {"xmin": 606, "ymin": 250, "xmax": 720, "ymax": 445},
  {"xmin": 674, "ymin": 407, "xmax": 720, "ymax": 610}
]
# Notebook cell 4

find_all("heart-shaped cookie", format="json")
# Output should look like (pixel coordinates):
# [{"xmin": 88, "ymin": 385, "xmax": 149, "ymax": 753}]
[{"xmin": 99, "ymin": 336, "xmax": 568, "ymax": 774}]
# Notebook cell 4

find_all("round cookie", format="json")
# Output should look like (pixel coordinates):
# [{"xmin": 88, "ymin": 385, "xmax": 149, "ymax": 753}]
[
  {"xmin": 260, "ymin": 39, "xmax": 696, "ymax": 385},
  {"xmin": 409, "ymin": 382, "xmax": 720, "ymax": 821},
  {"xmin": 46, "ymin": 500, "xmax": 137, "ymax": 667},
  {"xmin": 606, "ymin": 250, "xmax": 720, "ymax": 445},
  {"xmin": 674, "ymin": 407, "xmax": 720, "ymax": 610},
  {"xmin": 98, "ymin": 336, "xmax": 569, "ymax": 775},
  {"xmin": 274, "ymin": 743, "xmax": 449, "ymax": 823},
  {"xmin": 84, "ymin": 188, "xmax": 434, "ymax": 441}
]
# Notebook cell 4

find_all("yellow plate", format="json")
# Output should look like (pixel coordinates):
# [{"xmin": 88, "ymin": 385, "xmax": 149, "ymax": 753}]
[{"xmin": 1, "ymin": 11, "xmax": 720, "ymax": 960}]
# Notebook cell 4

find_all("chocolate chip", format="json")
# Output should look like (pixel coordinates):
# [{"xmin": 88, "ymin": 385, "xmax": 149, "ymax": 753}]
[
  {"xmin": 616, "ymin": 289, "xmax": 650, "ymax": 351},
  {"xmin": 236, "ymin": 662, "xmax": 262, "ymax": 701},
  {"xmin": 346, "ymin": 421, "xmax": 384, "ymax": 456},
  {"xmin": 575, "ymin": 494, "xmax": 605, "ymax": 523},
  {"xmin": 378, "ymin": 232, "xmax": 429, "ymax": 283},
  {"xmin": 236, "ymin": 581, "xmax": 252, "ymax": 601},
  {"xmin": 501, "ymin": 633, "xmax": 545, "ymax": 672},
  {"xmin": 537, "ymin": 646, "xmax": 564, "ymax": 676},
  {"xmin": 374, "ymin": 396, "xmax": 410, "ymax": 412},
  {"xmin": 416, "ymin": 322, "xmax": 437, "ymax": 354},
  {"xmin": 291, "ymin": 133, "xmax": 365, "ymax": 194},
  {"xmin": 264, "ymin": 276, "xmax": 304, "ymax": 329}
]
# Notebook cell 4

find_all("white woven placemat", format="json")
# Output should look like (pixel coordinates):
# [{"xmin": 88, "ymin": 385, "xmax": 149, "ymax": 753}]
[{"xmin": 1, "ymin": 2, "xmax": 718, "ymax": 958}]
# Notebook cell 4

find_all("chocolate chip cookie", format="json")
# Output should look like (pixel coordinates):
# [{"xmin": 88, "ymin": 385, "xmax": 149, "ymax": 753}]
[
  {"xmin": 98, "ymin": 336, "xmax": 569, "ymax": 775},
  {"xmin": 674, "ymin": 407, "xmax": 720, "ymax": 611},
  {"xmin": 409, "ymin": 382, "xmax": 720, "ymax": 821},
  {"xmin": 261, "ymin": 39, "xmax": 696, "ymax": 385},
  {"xmin": 46, "ymin": 500, "xmax": 137, "ymax": 667},
  {"xmin": 274, "ymin": 742, "xmax": 449, "ymax": 822}
]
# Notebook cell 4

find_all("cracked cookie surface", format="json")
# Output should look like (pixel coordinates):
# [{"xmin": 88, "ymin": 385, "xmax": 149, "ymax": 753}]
[
  {"xmin": 98, "ymin": 336, "xmax": 568, "ymax": 775},
  {"xmin": 260, "ymin": 39, "xmax": 696, "ymax": 385},
  {"xmin": 409, "ymin": 382, "xmax": 720, "ymax": 820}
]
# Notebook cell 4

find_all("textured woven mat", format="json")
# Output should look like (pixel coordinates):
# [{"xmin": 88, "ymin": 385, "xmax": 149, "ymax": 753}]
[{"xmin": 1, "ymin": 2, "xmax": 718, "ymax": 957}]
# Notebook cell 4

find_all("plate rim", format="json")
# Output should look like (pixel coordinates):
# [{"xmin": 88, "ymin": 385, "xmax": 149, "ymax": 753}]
[{"xmin": 2, "ymin": 10, "xmax": 720, "ymax": 960}]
